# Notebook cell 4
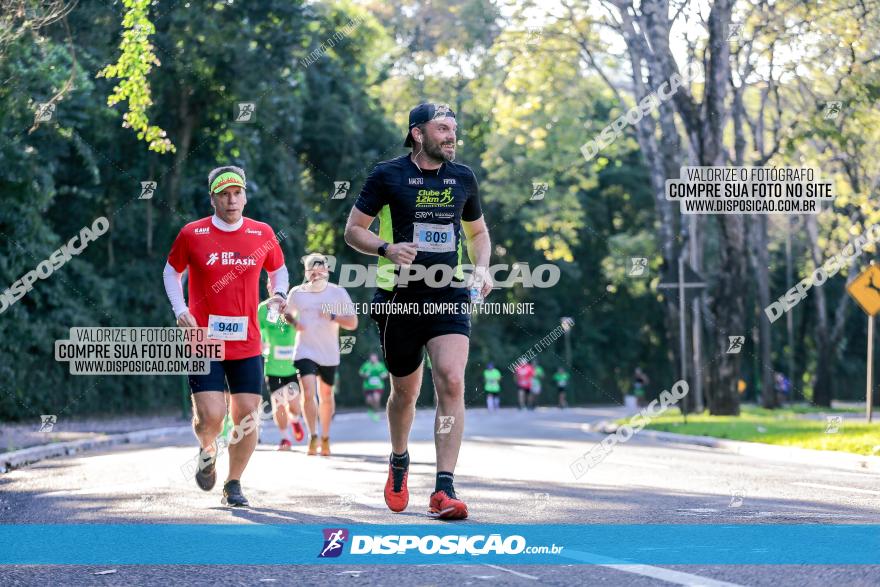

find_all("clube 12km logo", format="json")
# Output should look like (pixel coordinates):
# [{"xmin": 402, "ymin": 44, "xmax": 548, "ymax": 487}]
[{"xmin": 318, "ymin": 528, "xmax": 563, "ymax": 557}]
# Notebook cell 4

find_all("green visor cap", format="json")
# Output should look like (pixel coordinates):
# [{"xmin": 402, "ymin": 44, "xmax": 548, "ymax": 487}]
[{"xmin": 210, "ymin": 172, "xmax": 246, "ymax": 194}]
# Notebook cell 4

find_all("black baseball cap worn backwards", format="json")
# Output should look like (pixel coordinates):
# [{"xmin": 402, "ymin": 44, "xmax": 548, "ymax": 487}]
[{"xmin": 403, "ymin": 103, "xmax": 456, "ymax": 147}]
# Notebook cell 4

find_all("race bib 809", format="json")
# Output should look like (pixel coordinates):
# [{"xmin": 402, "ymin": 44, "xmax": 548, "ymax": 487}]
[{"xmin": 413, "ymin": 222, "xmax": 455, "ymax": 253}]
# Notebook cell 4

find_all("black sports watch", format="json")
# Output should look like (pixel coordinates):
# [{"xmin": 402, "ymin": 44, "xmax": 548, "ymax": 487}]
[{"xmin": 378, "ymin": 242, "xmax": 389, "ymax": 257}]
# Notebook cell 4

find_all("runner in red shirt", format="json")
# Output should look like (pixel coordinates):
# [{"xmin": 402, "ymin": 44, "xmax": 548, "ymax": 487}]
[
  {"xmin": 163, "ymin": 165, "xmax": 290, "ymax": 507},
  {"xmin": 514, "ymin": 361, "xmax": 535, "ymax": 411}
]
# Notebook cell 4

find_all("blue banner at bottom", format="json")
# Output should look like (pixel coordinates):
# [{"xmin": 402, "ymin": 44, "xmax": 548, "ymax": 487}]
[{"xmin": 1, "ymin": 524, "xmax": 879, "ymax": 565}]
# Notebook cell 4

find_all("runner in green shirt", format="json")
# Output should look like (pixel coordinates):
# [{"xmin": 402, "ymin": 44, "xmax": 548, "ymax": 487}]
[
  {"xmin": 258, "ymin": 298, "xmax": 304, "ymax": 450},
  {"xmin": 359, "ymin": 353, "xmax": 389, "ymax": 421},
  {"xmin": 528, "ymin": 361, "xmax": 545, "ymax": 410},
  {"xmin": 554, "ymin": 367, "xmax": 570, "ymax": 409},
  {"xmin": 483, "ymin": 362, "xmax": 502, "ymax": 412}
]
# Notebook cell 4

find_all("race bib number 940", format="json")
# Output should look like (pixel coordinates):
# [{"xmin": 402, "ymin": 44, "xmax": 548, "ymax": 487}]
[
  {"xmin": 413, "ymin": 222, "xmax": 455, "ymax": 252},
  {"xmin": 208, "ymin": 315, "xmax": 248, "ymax": 341}
]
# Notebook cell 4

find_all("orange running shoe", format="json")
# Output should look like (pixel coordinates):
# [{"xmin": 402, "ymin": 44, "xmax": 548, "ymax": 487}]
[
  {"xmin": 321, "ymin": 436, "xmax": 331, "ymax": 456},
  {"xmin": 292, "ymin": 422, "xmax": 304, "ymax": 442},
  {"xmin": 428, "ymin": 490, "xmax": 468, "ymax": 520},
  {"xmin": 384, "ymin": 459, "xmax": 409, "ymax": 513},
  {"xmin": 307, "ymin": 435, "xmax": 319, "ymax": 455}
]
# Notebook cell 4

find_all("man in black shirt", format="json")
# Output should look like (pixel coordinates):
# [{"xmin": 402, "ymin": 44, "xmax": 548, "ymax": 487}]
[{"xmin": 344, "ymin": 103, "xmax": 492, "ymax": 520}]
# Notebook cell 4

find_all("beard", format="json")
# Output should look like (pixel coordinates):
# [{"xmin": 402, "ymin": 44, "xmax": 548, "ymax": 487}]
[{"xmin": 422, "ymin": 135, "xmax": 456, "ymax": 163}]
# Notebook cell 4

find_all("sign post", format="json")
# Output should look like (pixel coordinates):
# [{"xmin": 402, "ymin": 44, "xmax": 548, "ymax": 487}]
[
  {"xmin": 845, "ymin": 263, "xmax": 880, "ymax": 423},
  {"xmin": 868, "ymin": 316, "xmax": 874, "ymax": 423},
  {"xmin": 658, "ymin": 259, "xmax": 706, "ymax": 415}
]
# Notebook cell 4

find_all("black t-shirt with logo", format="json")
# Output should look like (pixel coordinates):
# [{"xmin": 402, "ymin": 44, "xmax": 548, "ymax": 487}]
[{"xmin": 355, "ymin": 155, "xmax": 483, "ymax": 294}]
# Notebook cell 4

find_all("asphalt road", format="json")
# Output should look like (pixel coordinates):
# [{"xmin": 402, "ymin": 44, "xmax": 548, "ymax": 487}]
[{"xmin": 2, "ymin": 405, "xmax": 879, "ymax": 586}]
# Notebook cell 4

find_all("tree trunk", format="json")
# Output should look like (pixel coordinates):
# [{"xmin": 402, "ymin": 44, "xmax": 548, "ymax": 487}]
[
  {"xmin": 635, "ymin": 0, "xmax": 742, "ymax": 414},
  {"xmin": 167, "ymin": 84, "xmax": 196, "ymax": 214},
  {"xmin": 785, "ymin": 218, "xmax": 798, "ymax": 399},
  {"xmin": 805, "ymin": 215, "xmax": 832, "ymax": 406},
  {"xmin": 753, "ymin": 216, "xmax": 775, "ymax": 407},
  {"xmin": 106, "ymin": 203, "xmax": 114, "ymax": 268},
  {"xmin": 704, "ymin": 0, "xmax": 743, "ymax": 415},
  {"xmin": 793, "ymin": 286, "xmax": 810, "ymax": 399},
  {"xmin": 146, "ymin": 196, "xmax": 153, "ymax": 255},
  {"xmin": 146, "ymin": 161, "xmax": 154, "ymax": 256},
  {"xmin": 732, "ymin": 72, "xmax": 774, "ymax": 408},
  {"xmin": 617, "ymin": 8, "xmax": 684, "ymax": 388},
  {"xmin": 708, "ymin": 215, "xmax": 745, "ymax": 415}
]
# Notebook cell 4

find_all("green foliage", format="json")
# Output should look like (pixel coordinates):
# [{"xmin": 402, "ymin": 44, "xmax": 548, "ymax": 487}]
[
  {"xmin": 3, "ymin": 0, "xmax": 878, "ymax": 422},
  {"xmin": 98, "ymin": 0, "xmax": 174, "ymax": 153},
  {"xmin": 0, "ymin": 0, "xmax": 399, "ymax": 419},
  {"xmin": 626, "ymin": 406, "xmax": 880, "ymax": 456}
]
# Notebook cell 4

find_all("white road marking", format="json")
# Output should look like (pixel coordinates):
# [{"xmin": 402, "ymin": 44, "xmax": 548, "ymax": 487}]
[
  {"xmin": 606, "ymin": 564, "xmax": 745, "ymax": 587},
  {"xmin": 752, "ymin": 511, "xmax": 860, "ymax": 519},
  {"xmin": 240, "ymin": 509, "xmax": 300, "ymax": 522},
  {"xmin": 676, "ymin": 507, "xmax": 861, "ymax": 520},
  {"xmin": 482, "ymin": 564, "xmax": 538, "ymax": 580},
  {"xmin": 560, "ymin": 550, "xmax": 745, "ymax": 587},
  {"xmin": 355, "ymin": 500, "xmax": 386, "ymax": 510},
  {"xmin": 793, "ymin": 481, "xmax": 880, "ymax": 496}
]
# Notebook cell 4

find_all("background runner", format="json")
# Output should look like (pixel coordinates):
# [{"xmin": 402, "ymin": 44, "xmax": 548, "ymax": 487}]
[
  {"xmin": 483, "ymin": 362, "xmax": 502, "ymax": 411},
  {"xmin": 258, "ymin": 293, "xmax": 304, "ymax": 450},
  {"xmin": 359, "ymin": 353, "xmax": 389, "ymax": 421},
  {"xmin": 284, "ymin": 253, "xmax": 357, "ymax": 456}
]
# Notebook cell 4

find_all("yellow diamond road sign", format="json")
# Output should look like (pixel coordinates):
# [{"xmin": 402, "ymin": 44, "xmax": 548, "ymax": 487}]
[{"xmin": 847, "ymin": 265, "xmax": 880, "ymax": 317}]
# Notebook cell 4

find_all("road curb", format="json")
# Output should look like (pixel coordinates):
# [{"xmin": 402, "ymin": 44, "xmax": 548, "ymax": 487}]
[
  {"xmin": 0, "ymin": 410, "xmax": 379, "ymax": 474},
  {"xmin": 593, "ymin": 420, "xmax": 880, "ymax": 472},
  {"xmin": 0, "ymin": 426, "xmax": 190, "ymax": 474}
]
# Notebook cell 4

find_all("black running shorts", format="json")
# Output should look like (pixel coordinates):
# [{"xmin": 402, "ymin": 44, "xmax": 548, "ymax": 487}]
[
  {"xmin": 294, "ymin": 358, "xmax": 336, "ymax": 386},
  {"xmin": 189, "ymin": 355, "xmax": 263, "ymax": 394},
  {"xmin": 370, "ymin": 288, "xmax": 471, "ymax": 377},
  {"xmin": 266, "ymin": 374, "xmax": 299, "ymax": 394}
]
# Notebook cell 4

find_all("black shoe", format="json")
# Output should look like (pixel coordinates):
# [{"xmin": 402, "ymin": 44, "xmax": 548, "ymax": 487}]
[
  {"xmin": 222, "ymin": 480, "xmax": 250, "ymax": 507},
  {"xmin": 195, "ymin": 447, "xmax": 217, "ymax": 491}
]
